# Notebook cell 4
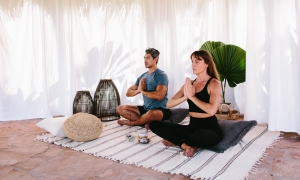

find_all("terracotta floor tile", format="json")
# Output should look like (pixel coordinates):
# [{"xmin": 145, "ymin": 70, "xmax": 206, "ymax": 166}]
[
  {"xmin": 1, "ymin": 119, "xmax": 300, "ymax": 180},
  {"xmin": 0, "ymin": 137, "xmax": 9, "ymax": 148},
  {"xmin": 247, "ymin": 168, "xmax": 274, "ymax": 180},
  {"xmin": 14, "ymin": 157, "xmax": 46, "ymax": 171},
  {"xmin": 272, "ymin": 159, "xmax": 300, "ymax": 179},
  {"xmin": 0, "ymin": 150, "xmax": 29, "ymax": 166},
  {"xmin": 0, "ymin": 168, "xmax": 37, "ymax": 180},
  {"xmin": 28, "ymin": 170, "xmax": 74, "ymax": 180},
  {"xmin": 0, "ymin": 166, "xmax": 14, "ymax": 175},
  {"xmin": 7, "ymin": 144, "xmax": 49, "ymax": 157},
  {"xmin": 0, "ymin": 123, "xmax": 22, "ymax": 136}
]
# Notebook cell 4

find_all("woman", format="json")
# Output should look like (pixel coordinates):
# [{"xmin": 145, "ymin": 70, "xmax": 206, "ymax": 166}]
[{"xmin": 149, "ymin": 50, "xmax": 223, "ymax": 157}]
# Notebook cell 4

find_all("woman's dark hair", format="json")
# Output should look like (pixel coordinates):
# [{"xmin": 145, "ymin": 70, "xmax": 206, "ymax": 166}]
[{"xmin": 190, "ymin": 50, "xmax": 220, "ymax": 81}]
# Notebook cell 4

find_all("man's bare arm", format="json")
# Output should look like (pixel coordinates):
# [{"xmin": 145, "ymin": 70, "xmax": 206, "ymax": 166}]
[
  {"xmin": 140, "ymin": 84, "xmax": 167, "ymax": 100},
  {"xmin": 126, "ymin": 84, "xmax": 140, "ymax": 97}
]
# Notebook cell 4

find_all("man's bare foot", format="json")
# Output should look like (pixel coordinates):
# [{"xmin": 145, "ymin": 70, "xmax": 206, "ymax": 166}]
[
  {"xmin": 162, "ymin": 139, "xmax": 176, "ymax": 146},
  {"xmin": 117, "ymin": 120, "xmax": 131, "ymax": 126},
  {"xmin": 145, "ymin": 124, "xmax": 149, "ymax": 130}
]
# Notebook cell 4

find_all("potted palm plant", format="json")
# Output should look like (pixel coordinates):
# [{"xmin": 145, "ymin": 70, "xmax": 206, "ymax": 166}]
[{"xmin": 200, "ymin": 41, "xmax": 246, "ymax": 119}]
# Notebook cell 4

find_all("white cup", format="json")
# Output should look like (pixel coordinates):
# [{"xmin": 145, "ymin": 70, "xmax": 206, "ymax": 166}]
[{"xmin": 138, "ymin": 130, "xmax": 148, "ymax": 140}]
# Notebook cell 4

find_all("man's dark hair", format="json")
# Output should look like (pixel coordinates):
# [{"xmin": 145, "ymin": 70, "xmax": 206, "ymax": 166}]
[{"xmin": 145, "ymin": 48, "xmax": 160, "ymax": 59}]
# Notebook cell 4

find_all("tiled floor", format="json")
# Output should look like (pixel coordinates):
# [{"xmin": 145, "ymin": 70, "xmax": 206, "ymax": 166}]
[{"xmin": 1, "ymin": 118, "xmax": 300, "ymax": 180}]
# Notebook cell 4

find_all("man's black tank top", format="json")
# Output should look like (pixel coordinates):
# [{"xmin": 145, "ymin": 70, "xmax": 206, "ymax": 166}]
[{"xmin": 187, "ymin": 77, "xmax": 213, "ymax": 113}]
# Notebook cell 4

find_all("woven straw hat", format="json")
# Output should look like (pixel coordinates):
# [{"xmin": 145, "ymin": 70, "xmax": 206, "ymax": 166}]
[{"xmin": 63, "ymin": 113, "xmax": 103, "ymax": 142}]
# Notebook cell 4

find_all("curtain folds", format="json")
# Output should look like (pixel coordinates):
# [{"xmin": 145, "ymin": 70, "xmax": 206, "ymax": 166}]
[
  {"xmin": 245, "ymin": 0, "xmax": 300, "ymax": 134},
  {"xmin": 0, "ymin": 0, "xmax": 299, "ymax": 134}
]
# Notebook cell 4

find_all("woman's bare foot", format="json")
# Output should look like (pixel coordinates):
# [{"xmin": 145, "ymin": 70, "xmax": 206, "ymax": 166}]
[
  {"xmin": 162, "ymin": 139, "xmax": 176, "ymax": 146},
  {"xmin": 117, "ymin": 120, "xmax": 131, "ymax": 126},
  {"xmin": 181, "ymin": 143, "xmax": 197, "ymax": 157},
  {"xmin": 184, "ymin": 147, "xmax": 197, "ymax": 157}
]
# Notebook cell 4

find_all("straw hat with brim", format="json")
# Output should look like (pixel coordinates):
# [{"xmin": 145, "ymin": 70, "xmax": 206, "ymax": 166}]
[{"xmin": 63, "ymin": 113, "xmax": 103, "ymax": 142}]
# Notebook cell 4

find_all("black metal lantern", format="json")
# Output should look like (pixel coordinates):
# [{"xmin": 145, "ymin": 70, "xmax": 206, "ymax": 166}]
[
  {"xmin": 94, "ymin": 79, "xmax": 120, "ymax": 121},
  {"xmin": 73, "ymin": 90, "xmax": 94, "ymax": 115}
]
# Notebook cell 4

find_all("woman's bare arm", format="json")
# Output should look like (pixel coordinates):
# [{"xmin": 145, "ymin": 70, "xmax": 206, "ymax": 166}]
[
  {"xmin": 166, "ymin": 85, "xmax": 188, "ymax": 108},
  {"xmin": 187, "ymin": 79, "xmax": 221, "ymax": 115}
]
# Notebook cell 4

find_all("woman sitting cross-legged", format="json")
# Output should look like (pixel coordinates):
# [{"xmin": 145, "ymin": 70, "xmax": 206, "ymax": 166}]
[{"xmin": 149, "ymin": 50, "xmax": 223, "ymax": 157}]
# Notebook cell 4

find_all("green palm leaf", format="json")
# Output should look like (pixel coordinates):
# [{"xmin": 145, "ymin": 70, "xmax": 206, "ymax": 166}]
[
  {"xmin": 212, "ymin": 45, "xmax": 246, "ymax": 87},
  {"xmin": 200, "ymin": 41, "xmax": 225, "ymax": 52},
  {"xmin": 200, "ymin": 41, "xmax": 246, "ymax": 103}
]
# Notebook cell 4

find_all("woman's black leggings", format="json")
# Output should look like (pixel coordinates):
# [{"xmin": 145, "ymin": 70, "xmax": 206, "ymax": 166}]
[{"xmin": 149, "ymin": 116, "xmax": 223, "ymax": 148}]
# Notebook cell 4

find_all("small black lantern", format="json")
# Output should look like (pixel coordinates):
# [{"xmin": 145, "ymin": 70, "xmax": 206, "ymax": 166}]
[
  {"xmin": 94, "ymin": 79, "xmax": 120, "ymax": 121},
  {"xmin": 73, "ymin": 90, "xmax": 94, "ymax": 115}
]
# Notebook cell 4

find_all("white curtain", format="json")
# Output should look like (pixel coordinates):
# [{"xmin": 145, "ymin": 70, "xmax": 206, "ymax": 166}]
[
  {"xmin": 1, "ymin": 0, "xmax": 299, "ymax": 134},
  {"xmin": 0, "ymin": 0, "xmax": 245, "ymax": 120},
  {"xmin": 245, "ymin": 0, "xmax": 300, "ymax": 134}
]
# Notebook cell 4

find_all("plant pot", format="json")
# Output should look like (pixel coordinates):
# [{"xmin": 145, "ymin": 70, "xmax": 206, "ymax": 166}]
[
  {"xmin": 218, "ymin": 103, "xmax": 233, "ymax": 114},
  {"xmin": 216, "ymin": 103, "xmax": 239, "ymax": 120}
]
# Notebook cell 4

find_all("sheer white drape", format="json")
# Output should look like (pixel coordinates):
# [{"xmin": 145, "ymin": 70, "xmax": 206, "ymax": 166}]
[
  {"xmin": 1, "ymin": 0, "xmax": 299, "ymax": 134},
  {"xmin": 245, "ymin": 0, "xmax": 300, "ymax": 134},
  {"xmin": 0, "ymin": 0, "xmax": 246, "ymax": 121}
]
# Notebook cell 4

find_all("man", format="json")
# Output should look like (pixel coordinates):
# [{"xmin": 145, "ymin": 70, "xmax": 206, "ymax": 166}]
[{"xmin": 117, "ymin": 48, "xmax": 171, "ymax": 127}]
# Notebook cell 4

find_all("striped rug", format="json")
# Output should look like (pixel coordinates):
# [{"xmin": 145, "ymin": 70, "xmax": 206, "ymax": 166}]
[{"xmin": 36, "ymin": 117, "xmax": 280, "ymax": 180}]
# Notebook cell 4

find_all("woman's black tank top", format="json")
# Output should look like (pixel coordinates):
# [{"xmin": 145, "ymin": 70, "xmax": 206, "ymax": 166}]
[{"xmin": 187, "ymin": 77, "xmax": 213, "ymax": 113}]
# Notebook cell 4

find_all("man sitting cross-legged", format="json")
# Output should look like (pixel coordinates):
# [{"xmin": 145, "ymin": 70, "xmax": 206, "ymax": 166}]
[{"xmin": 116, "ymin": 48, "xmax": 171, "ymax": 128}]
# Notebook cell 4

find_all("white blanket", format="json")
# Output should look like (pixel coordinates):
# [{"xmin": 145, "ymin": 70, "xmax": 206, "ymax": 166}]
[{"xmin": 36, "ymin": 118, "xmax": 280, "ymax": 180}]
